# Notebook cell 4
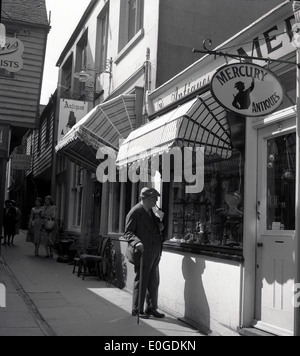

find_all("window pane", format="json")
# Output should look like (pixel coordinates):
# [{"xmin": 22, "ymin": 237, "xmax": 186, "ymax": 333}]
[
  {"xmin": 112, "ymin": 182, "xmax": 121, "ymax": 233},
  {"xmin": 128, "ymin": 0, "xmax": 137, "ymax": 41},
  {"xmin": 267, "ymin": 134, "xmax": 296, "ymax": 231},
  {"xmin": 73, "ymin": 189, "xmax": 78, "ymax": 225},
  {"xmin": 169, "ymin": 150, "xmax": 244, "ymax": 249},
  {"xmin": 77, "ymin": 188, "xmax": 83, "ymax": 226}
]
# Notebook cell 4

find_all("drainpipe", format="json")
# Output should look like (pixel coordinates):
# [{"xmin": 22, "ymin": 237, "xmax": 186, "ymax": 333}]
[{"xmin": 292, "ymin": 0, "xmax": 300, "ymax": 337}]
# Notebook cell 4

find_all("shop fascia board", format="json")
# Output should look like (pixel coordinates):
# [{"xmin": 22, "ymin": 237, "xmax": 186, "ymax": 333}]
[{"xmin": 147, "ymin": 1, "xmax": 294, "ymax": 115}]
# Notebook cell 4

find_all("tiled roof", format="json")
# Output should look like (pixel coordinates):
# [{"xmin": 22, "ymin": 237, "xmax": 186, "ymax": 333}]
[{"xmin": 2, "ymin": 0, "xmax": 49, "ymax": 27}]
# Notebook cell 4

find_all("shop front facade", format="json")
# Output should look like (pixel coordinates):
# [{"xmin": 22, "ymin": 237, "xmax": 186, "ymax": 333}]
[
  {"xmin": 116, "ymin": 1, "xmax": 299, "ymax": 336},
  {"xmin": 54, "ymin": 1, "xmax": 281, "ymax": 252}
]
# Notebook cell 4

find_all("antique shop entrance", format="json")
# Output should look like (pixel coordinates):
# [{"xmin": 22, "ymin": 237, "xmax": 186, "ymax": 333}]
[{"xmin": 254, "ymin": 116, "xmax": 296, "ymax": 336}]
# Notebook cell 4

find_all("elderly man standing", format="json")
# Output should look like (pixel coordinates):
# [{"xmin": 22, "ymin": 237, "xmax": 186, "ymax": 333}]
[{"xmin": 124, "ymin": 187, "xmax": 165, "ymax": 319}]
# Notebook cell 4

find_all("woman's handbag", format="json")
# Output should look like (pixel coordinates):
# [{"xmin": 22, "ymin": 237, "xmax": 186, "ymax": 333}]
[
  {"xmin": 26, "ymin": 227, "xmax": 34, "ymax": 243},
  {"xmin": 45, "ymin": 218, "xmax": 55, "ymax": 232}
]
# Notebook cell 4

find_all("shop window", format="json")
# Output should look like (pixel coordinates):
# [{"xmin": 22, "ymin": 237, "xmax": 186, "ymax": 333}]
[
  {"xmin": 266, "ymin": 133, "xmax": 296, "ymax": 231},
  {"xmin": 109, "ymin": 181, "xmax": 140, "ymax": 234},
  {"xmin": 71, "ymin": 165, "xmax": 84, "ymax": 227},
  {"xmin": 166, "ymin": 149, "xmax": 244, "ymax": 250}
]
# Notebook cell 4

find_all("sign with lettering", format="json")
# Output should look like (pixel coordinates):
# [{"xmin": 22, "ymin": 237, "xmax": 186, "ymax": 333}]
[
  {"xmin": 58, "ymin": 99, "xmax": 89, "ymax": 142},
  {"xmin": 150, "ymin": 12, "xmax": 295, "ymax": 113},
  {"xmin": 11, "ymin": 154, "xmax": 31, "ymax": 171},
  {"xmin": 210, "ymin": 63, "xmax": 284, "ymax": 117},
  {"xmin": 0, "ymin": 37, "xmax": 24, "ymax": 72}
]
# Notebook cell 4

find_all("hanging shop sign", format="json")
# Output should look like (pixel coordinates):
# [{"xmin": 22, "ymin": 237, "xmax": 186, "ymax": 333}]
[
  {"xmin": 0, "ymin": 36, "xmax": 24, "ymax": 73},
  {"xmin": 58, "ymin": 99, "xmax": 89, "ymax": 142},
  {"xmin": 11, "ymin": 154, "xmax": 31, "ymax": 171},
  {"xmin": 210, "ymin": 63, "xmax": 284, "ymax": 117}
]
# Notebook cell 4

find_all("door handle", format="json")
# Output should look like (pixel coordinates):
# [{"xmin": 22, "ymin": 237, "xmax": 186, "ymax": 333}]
[{"xmin": 257, "ymin": 243, "xmax": 264, "ymax": 248}]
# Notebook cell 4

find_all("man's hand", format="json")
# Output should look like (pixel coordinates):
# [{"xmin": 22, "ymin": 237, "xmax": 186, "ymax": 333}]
[
  {"xmin": 155, "ymin": 209, "xmax": 165, "ymax": 221},
  {"xmin": 135, "ymin": 242, "xmax": 144, "ymax": 253}
]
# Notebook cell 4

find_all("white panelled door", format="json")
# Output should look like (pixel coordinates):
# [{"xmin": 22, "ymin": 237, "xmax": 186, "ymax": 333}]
[{"xmin": 255, "ymin": 120, "xmax": 296, "ymax": 336}]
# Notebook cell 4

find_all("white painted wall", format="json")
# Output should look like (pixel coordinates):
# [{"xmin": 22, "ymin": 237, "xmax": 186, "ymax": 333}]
[
  {"xmin": 159, "ymin": 252, "xmax": 242, "ymax": 335},
  {"xmin": 108, "ymin": 0, "xmax": 159, "ymax": 93}
]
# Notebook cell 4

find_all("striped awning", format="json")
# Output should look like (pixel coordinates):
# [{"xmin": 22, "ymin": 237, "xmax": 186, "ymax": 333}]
[
  {"xmin": 56, "ymin": 94, "xmax": 136, "ymax": 170},
  {"xmin": 116, "ymin": 92, "xmax": 233, "ymax": 167}
]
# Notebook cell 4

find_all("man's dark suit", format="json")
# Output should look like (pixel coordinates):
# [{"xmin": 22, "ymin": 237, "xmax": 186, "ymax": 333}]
[{"xmin": 124, "ymin": 202, "xmax": 163, "ymax": 312}]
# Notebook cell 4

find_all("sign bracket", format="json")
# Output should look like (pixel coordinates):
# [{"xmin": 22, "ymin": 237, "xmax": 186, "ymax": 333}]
[{"xmin": 193, "ymin": 39, "xmax": 299, "ymax": 68}]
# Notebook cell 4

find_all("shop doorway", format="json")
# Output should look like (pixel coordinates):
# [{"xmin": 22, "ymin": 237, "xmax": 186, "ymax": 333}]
[{"xmin": 255, "ymin": 120, "xmax": 296, "ymax": 336}]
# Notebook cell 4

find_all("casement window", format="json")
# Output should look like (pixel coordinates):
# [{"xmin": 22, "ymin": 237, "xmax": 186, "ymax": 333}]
[
  {"xmin": 119, "ymin": 0, "xmax": 144, "ymax": 52},
  {"xmin": 75, "ymin": 31, "xmax": 88, "ymax": 98},
  {"xmin": 97, "ymin": 7, "xmax": 109, "ymax": 74},
  {"xmin": 128, "ymin": 0, "xmax": 143, "ymax": 42},
  {"xmin": 61, "ymin": 55, "xmax": 73, "ymax": 97}
]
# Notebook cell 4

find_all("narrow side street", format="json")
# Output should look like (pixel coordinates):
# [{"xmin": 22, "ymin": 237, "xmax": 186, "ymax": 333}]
[
  {"xmin": 1, "ymin": 0, "xmax": 299, "ymax": 337},
  {"xmin": 0, "ymin": 231, "xmax": 203, "ymax": 337}
]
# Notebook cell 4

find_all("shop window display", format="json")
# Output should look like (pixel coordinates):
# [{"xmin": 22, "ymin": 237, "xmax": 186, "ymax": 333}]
[
  {"xmin": 266, "ymin": 133, "xmax": 296, "ymax": 231},
  {"xmin": 167, "ymin": 150, "xmax": 244, "ymax": 249}
]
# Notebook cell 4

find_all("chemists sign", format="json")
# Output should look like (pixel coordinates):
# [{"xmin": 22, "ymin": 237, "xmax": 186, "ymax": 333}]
[
  {"xmin": 0, "ymin": 37, "xmax": 24, "ymax": 72},
  {"xmin": 211, "ymin": 63, "xmax": 284, "ymax": 117}
]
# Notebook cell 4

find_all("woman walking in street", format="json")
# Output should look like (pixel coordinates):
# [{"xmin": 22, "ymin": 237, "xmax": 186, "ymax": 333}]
[
  {"xmin": 11, "ymin": 200, "xmax": 22, "ymax": 246},
  {"xmin": 2, "ymin": 200, "xmax": 16, "ymax": 247},
  {"xmin": 27, "ymin": 198, "xmax": 43, "ymax": 257},
  {"xmin": 41, "ymin": 196, "xmax": 57, "ymax": 258}
]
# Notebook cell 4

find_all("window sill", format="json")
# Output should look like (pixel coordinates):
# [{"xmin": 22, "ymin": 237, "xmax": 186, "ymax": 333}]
[
  {"xmin": 117, "ymin": 236, "xmax": 243, "ymax": 263},
  {"xmin": 115, "ymin": 28, "xmax": 145, "ymax": 65},
  {"xmin": 163, "ymin": 241, "xmax": 244, "ymax": 263}
]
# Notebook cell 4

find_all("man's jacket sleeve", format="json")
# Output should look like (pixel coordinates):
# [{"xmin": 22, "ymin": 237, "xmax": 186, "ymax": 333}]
[{"xmin": 124, "ymin": 210, "xmax": 141, "ymax": 247}]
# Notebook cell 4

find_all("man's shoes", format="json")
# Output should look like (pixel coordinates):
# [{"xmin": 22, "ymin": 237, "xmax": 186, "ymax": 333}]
[
  {"xmin": 146, "ymin": 309, "xmax": 165, "ymax": 319},
  {"xmin": 132, "ymin": 310, "xmax": 150, "ymax": 319}
]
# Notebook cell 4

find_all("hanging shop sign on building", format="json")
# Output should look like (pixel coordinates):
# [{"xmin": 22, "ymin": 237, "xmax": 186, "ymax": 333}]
[
  {"xmin": 0, "ymin": 37, "xmax": 24, "ymax": 72},
  {"xmin": 11, "ymin": 154, "xmax": 31, "ymax": 171},
  {"xmin": 151, "ymin": 14, "xmax": 294, "ymax": 113},
  {"xmin": 210, "ymin": 63, "xmax": 284, "ymax": 117},
  {"xmin": 58, "ymin": 99, "xmax": 89, "ymax": 142}
]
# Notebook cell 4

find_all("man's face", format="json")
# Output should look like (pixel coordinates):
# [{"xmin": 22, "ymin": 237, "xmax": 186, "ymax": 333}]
[{"xmin": 147, "ymin": 196, "xmax": 158, "ymax": 209}]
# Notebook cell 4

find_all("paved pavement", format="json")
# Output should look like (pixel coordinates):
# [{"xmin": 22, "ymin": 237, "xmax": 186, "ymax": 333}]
[{"xmin": 0, "ymin": 231, "xmax": 204, "ymax": 337}]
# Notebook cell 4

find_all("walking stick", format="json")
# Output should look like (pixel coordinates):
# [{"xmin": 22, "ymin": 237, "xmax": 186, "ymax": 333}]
[{"xmin": 137, "ymin": 252, "xmax": 144, "ymax": 326}]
